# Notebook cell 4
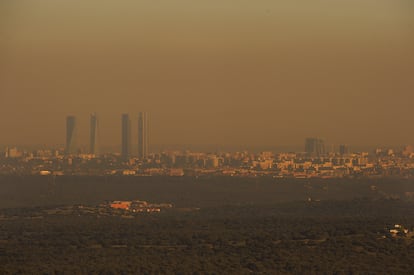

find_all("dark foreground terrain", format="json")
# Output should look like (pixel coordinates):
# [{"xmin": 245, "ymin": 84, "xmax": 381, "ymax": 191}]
[
  {"xmin": 1, "ymin": 176, "xmax": 414, "ymax": 274},
  {"xmin": 1, "ymin": 175, "xmax": 414, "ymax": 208}
]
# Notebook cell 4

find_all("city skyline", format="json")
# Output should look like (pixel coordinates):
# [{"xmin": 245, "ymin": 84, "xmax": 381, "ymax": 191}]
[
  {"xmin": 3, "ymin": 112, "xmax": 413, "ymax": 152},
  {"xmin": 59, "ymin": 115, "xmax": 412, "ymax": 154},
  {"xmin": 60, "ymin": 114, "xmax": 414, "ymax": 155}
]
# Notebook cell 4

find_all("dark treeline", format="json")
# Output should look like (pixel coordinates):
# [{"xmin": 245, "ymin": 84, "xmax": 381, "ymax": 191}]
[
  {"xmin": 1, "ymin": 176, "xmax": 414, "ymax": 273},
  {"xmin": 0, "ymin": 175, "xmax": 413, "ymax": 208}
]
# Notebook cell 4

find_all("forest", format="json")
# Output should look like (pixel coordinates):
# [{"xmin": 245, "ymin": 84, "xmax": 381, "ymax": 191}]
[
  {"xmin": 1, "ymin": 199, "xmax": 414, "ymax": 274},
  {"xmin": 1, "ymin": 176, "xmax": 414, "ymax": 273}
]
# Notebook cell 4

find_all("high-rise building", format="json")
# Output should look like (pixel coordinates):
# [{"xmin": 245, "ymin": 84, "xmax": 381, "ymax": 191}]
[
  {"xmin": 66, "ymin": 115, "xmax": 77, "ymax": 155},
  {"xmin": 121, "ymin": 113, "xmax": 131, "ymax": 159},
  {"xmin": 305, "ymin": 137, "xmax": 325, "ymax": 157},
  {"xmin": 138, "ymin": 112, "xmax": 149, "ymax": 159},
  {"xmin": 90, "ymin": 113, "xmax": 99, "ymax": 155},
  {"xmin": 339, "ymin": 144, "xmax": 349, "ymax": 156}
]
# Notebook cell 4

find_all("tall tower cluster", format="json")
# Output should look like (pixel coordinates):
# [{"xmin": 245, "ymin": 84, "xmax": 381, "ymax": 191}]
[
  {"xmin": 122, "ymin": 112, "xmax": 150, "ymax": 160},
  {"xmin": 65, "ymin": 113, "xmax": 149, "ymax": 159}
]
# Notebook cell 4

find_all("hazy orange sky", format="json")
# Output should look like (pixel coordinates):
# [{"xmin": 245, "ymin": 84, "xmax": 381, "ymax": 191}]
[{"xmin": 1, "ymin": 1, "xmax": 413, "ymax": 148}]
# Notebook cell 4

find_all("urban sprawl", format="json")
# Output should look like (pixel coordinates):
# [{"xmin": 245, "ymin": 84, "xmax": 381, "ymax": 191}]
[{"xmin": 2, "ymin": 114, "xmax": 414, "ymax": 178}]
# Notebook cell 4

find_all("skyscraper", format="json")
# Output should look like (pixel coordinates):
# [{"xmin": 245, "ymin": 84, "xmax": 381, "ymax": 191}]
[
  {"xmin": 339, "ymin": 144, "xmax": 349, "ymax": 156},
  {"xmin": 138, "ymin": 112, "xmax": 149, "ymax": 159},
  {"xmin": 121, "ymin": 113, "xmax": 131, "ymax": 160},
  {"xmin": 305, "ymin": 137, "xmax": 325, "ymax": 157},
  {"xmin": 66, "ymin": 115, "xmax": 77, "ymax": 155},
  {"xmin": 90, "ymin": 113, "xmax": 99, "ymax": 155}
]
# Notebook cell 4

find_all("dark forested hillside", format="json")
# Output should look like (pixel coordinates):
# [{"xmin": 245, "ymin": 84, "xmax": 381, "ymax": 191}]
[
  {"xmin": 1, "ymin": 176, "xmax": 414, "ymax": 273},
  {"xmin": 1, "ymin": 175, "xmax": 414, "ymax": 208},
  {"xmin": 1, "ymin": 200, "xmax": 414, "ymax": 274}
]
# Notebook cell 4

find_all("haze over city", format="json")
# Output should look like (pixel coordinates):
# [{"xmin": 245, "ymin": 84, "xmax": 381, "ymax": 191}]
[
  {"xmin": 1, "ymin": 0, "xmax": 413, "ymax": 148},
  {"xmin": 3, "ymin": 2, "xmax": 414, "ymax": 274}
]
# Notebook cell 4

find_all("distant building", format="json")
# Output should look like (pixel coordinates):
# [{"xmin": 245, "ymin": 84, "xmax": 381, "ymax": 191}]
[
  {"xmin": 138, "ymin": 112, "xmax": 149, "ymax": 159},
  {"xmin": 66, "ymin": 116, "xmax": 77, "ymax": 155},
  {"xmin": 110, "ymin": 201, "xmax": 131, "ymax": 210},
  {"xmin": 339, "ymin": 144, "xmax": 349, "ymax": 156},
  {"xmin": 169, "ymin": 168, "xmax": 184, "ymax": 176},
  {"xmin": 90, "ymin": 113, "xmax": 99, "ymax": 155},
  {"xmin": 6, "ymin": 147, "xmax": 22, "ymax": 158},
  {"xmin": 305, "ymin": 138, "xmax": 325, "ymax": 157},
  {"xmin": 121, "ymin": 113, "xmax": 131, "ymax": 159}
]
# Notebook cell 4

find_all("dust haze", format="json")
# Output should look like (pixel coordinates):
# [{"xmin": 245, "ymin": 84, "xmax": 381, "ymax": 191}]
[{"xmin": 1, "ymin": 0, "xmax": 413, "ymax": 147}]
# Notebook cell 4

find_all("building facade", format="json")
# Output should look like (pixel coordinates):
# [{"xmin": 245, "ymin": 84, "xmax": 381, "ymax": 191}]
[
  {"xmin": 305, "ymin": 137, "xmax": 325, "ymax": 157},
  {"xmin": 90, "ymin": 113, "xmax": 99, "ymax": 155},
  {"xmin": 339, "ymin": 144, "xmax": 349, "ymax": 156},
  {"xmin": 121, "ymin": 113, "xmax": 131, "ymax": 159},
  {"xmin": 66, "ymin": 115, "xmax": 77, "ymax": 155},
  {"xmin": 138, "ymin": 112, "xmax": 149, "ymax": 159}
]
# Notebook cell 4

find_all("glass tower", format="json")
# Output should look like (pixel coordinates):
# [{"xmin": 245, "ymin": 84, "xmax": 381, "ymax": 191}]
[
  {"xmin": 66, "ymin": 115, "xmax": 77, "ymax": 155},
  {"xmin": 121, "ymin": 114, "xmax": 131, "ymax": 160},
  {"xmin": 90, "ymin": 113, "xmax": 99, "ymax": 155},
  {"xmin": 138, "ymin": 112, "xmax": 149, "ymax": 159}
]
